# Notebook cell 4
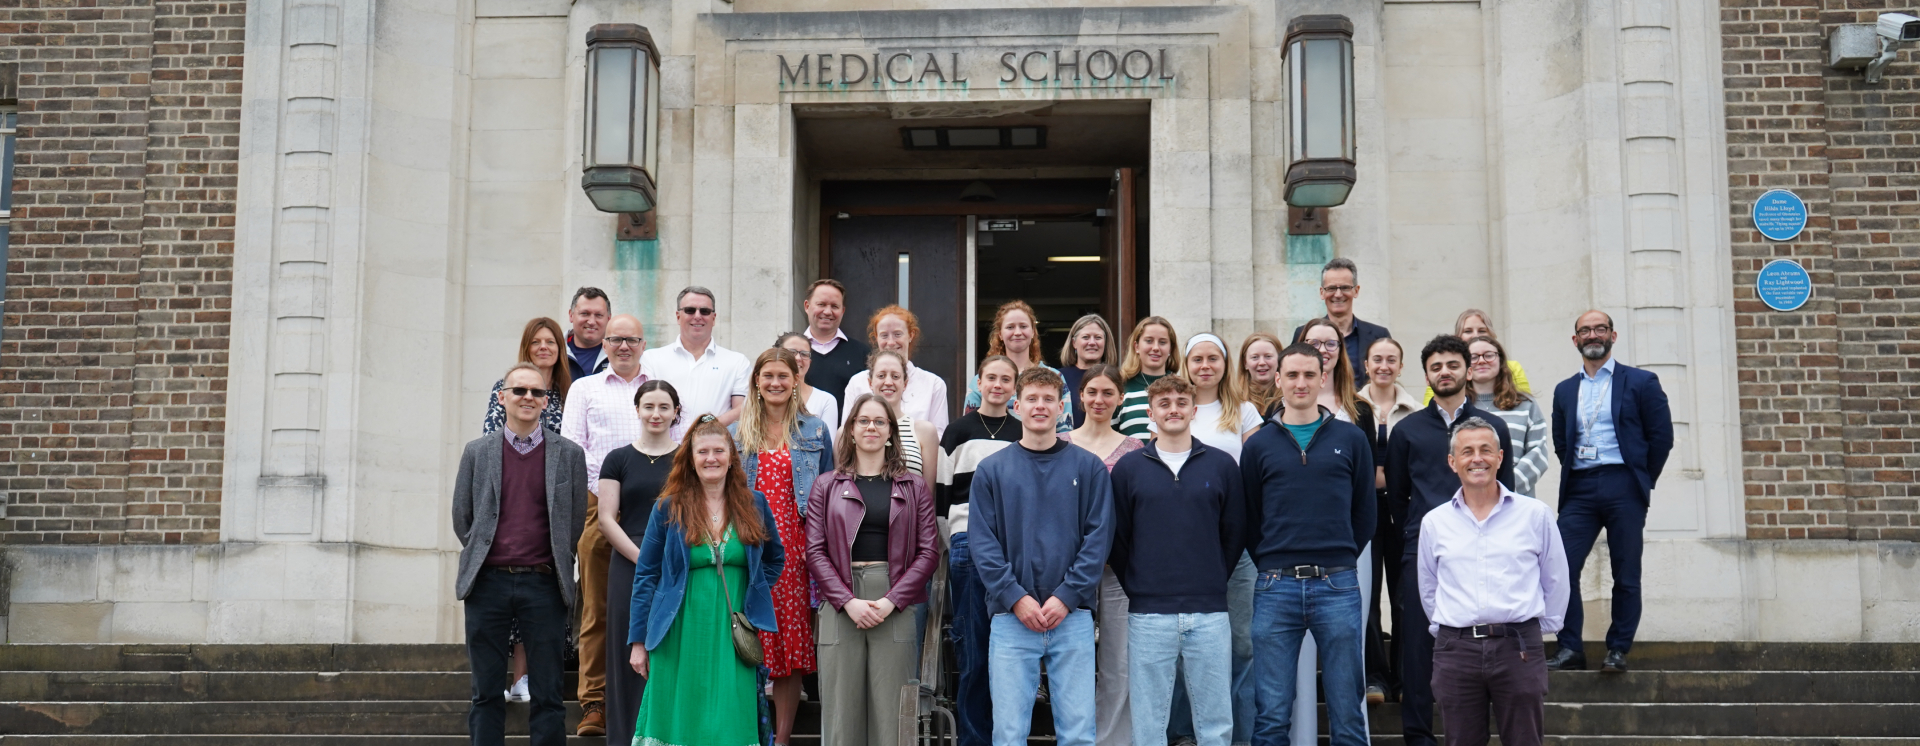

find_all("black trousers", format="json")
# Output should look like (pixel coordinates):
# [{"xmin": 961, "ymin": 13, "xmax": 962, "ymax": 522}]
[
  {"xmin": 1398, "ymin": 551, "xmax": 1437, "ymax": 746},
  {"xmin": 466, "ymin": 568, "xmax": 571, "ymax": 746},
  {"xmin": 605, "ymin": 548, "xmax": 647, "ymax": 746},
  {"xmin": 1366, "ymin": 490, "xmax": 1404, "ymax": 692},
  {"xmin": 1430, "ymin": 620, "xmax": 1549, "ymax": 746}
]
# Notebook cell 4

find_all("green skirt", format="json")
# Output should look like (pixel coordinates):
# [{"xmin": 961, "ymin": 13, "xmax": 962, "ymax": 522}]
[{"xmin": 633, "ymin": 532, "xmax": 760, "ymax": 746}]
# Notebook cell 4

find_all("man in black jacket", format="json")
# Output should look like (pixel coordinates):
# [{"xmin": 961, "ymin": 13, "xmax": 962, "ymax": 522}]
[
  {"xmin": 1242, "ymin": 344, "xmax": 1376, "ymax": 746},
  {"xmin": 1110, "ymin": 375, "xmax": 1246, "ymax": 746},
  {"xmin": 1385, "ymin": 335, "xmax": 1516, "ymax": 746}
]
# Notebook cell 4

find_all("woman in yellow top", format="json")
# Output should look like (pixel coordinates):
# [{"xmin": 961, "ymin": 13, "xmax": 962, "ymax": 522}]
[{"xmin": 1423, "ymin": 308, "xmax": 1530, "ymax": 402}]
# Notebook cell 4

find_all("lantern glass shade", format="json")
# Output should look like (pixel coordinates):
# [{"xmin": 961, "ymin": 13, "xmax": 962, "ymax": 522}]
[
  {"xmin": 1283, "ymin": 15, "xmax": 1356, "ymax": 208},
  {"xmin": 582, "ymin": 24, "xmax": 661, "ymax": 214}
]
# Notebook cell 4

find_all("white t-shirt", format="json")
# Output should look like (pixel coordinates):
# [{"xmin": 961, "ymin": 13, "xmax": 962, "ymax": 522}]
[
  {"xmin": 1190, "ymin": 400, "xmax": 1263, "ymax": 464},
  {"xmin": 639, "ymin": 337, "xmax": 750, "ymax": 436},
  {"xmin": 1158, "ymin": 446, "xmax": 1192, "ymax": 477},
  {"xmin": 805, "ymin": 387, "xmax": 839, "ymax": 435}
]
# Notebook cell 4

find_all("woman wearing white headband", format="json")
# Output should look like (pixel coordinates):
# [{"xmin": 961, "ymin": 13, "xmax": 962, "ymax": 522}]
[{"xmin": 1180, "ymin": 333, "xmax": 1263, "ymax": 462}]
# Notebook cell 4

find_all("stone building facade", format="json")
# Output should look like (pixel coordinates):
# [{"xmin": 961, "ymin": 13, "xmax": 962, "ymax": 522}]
[{"xmin": 0, "ymin": 0, "xmax": 1914, "ymax": 643}]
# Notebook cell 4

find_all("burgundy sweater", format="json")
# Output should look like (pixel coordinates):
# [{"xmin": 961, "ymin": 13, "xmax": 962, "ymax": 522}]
[{"xmin": 485, "ymin": 439, "xmax": 554, "ymax": 566}]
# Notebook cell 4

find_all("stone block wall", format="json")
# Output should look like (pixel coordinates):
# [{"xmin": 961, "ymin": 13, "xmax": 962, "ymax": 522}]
[
  {"xmin": 1722, "ymin": 0, "xmax": 1919, "ymax": 540},
  {"xmin": 0, "ymin": 0, "xmax": 244, "ymax": 546}
]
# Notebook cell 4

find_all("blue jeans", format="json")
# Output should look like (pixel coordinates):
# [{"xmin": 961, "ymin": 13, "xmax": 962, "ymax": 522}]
[
  {"xmin": 1251, "ymin": 569, "xmax": 1367, "ymax": 746},
  {"xmin": 990, "ymin": 610, "xmax": 1097, "ymax": 746},
  {"xmin": 1169, "ymin": 552, "xmax": 1256, "ymax": 744},
  {"xmin": 949, "ymin": 532, "xmax": 993, "ymax": 746},
  {"xmin": 1128, "ymin": 612, "xmax": 1233, "ymax": 746},
  {"xmin": 1557, "ymin": 465, "xmax": 1646, "ymax": 656}
]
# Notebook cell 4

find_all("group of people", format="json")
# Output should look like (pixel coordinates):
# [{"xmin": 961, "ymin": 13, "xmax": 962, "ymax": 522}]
[{"xmin": 449, "ymin": 257, "xmax": 1675, "ymax": 746}]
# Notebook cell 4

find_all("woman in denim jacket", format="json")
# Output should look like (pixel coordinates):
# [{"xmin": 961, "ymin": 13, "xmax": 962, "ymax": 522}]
[{"xmin": 729, "ymin": 347, "xmax": 835, "ymax": 746}]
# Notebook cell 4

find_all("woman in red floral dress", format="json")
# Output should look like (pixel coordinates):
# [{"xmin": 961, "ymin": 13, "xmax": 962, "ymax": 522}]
[{"xmin": 730, "ymin": 347, "xmax": 834, "ymax": 746}]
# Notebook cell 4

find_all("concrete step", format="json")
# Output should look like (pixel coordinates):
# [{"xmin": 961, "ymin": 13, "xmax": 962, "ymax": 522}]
[
  {"xmin": 1334, "ymin": 703, "xmax": 1920, "ymax": 737},
  {"xmin": 1548, "ymin": 642, "xmax": 1920, "ymax": 672},
  {"xmin": 1545, "ymin": 670, "xmax": 1920, "ymax": 703}
]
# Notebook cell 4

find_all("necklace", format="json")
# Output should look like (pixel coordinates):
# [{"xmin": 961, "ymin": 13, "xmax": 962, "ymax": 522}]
[
  {"xmin": 981, "ymin": 412, "xmax": 1009, "ymax": 439},
  {"xmin": 643, "ymin": 449, "xmax": 670, "ymax": 465}
]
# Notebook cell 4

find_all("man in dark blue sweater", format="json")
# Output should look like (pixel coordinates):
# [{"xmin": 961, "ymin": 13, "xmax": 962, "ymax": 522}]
[
  {"xmin": 971, "ymin": 366, "xmax": 1114, "ymax": 746},
  {"xmin": 1241, "ymin": 344, "xmax": 1376, "ymax": 746},
  {"xmin": 1110, "ymin": 375, "xmax": 1246, "ymax": 746},
  {"xmin": 1385, "ymin": 335, "xmax": 1516, "ymax": 746}
]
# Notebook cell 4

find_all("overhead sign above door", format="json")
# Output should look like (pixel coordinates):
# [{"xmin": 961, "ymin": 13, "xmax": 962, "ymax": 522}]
[{"xmin": 777, "ymin": 48, "xmax": 1178, "ymax": 90}]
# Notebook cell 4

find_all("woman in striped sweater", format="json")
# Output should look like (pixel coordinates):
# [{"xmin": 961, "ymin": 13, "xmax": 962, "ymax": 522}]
[
  {"xmin": 1115, "ymin": 316, "xmax": 1179, "ymax": 440},
  {"xmin": 1465, "ymin": 335, "xmax": 1551, "ymax": 496}
]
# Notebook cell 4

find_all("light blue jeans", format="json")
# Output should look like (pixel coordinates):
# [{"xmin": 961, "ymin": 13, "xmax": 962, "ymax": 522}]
[
  {"xmin": 1128, "ymin": 612, "xmax": 1233, "ymax": 746},
  {"xmin": 990, "ymin": 609, "xmax": 1097, "ymax": 746}
]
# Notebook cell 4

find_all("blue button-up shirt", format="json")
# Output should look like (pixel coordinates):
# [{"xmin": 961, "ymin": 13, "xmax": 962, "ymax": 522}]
[{"xmin": 1575, "ymin": 358, "xmax": 1624, "ymax": 469}]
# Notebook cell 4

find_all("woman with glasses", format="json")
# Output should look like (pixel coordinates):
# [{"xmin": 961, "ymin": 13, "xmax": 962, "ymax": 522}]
[
  {"xmin": 1465, "ymin": 335, "xmax": 1550, "ymax": 497},
  {"xmin": 1296, "ymin": 318, "xmax": 1375, "ymax": 427},
  {"xmin": 483, "ymin": 317, "xmax": 571, "ymax": 435},
  {"xmin": 777, "ymin": 332, "xmax": 840, "ymax": 430},
  {"xmin": 864, "ymin": 349, "xmax": 940, "ymax": 479},
  {"xmin": 842, "ymin": 305, "xmax": 951, "ymax": 437},
  {"xmin": 1058, "ymin": 314, "xmax": 1117, "ymax": 428},
  {"xmin": 728, "ymin": 348, "xmax": 835, "ymax": 746},
  {"xmin": 805, "ymin": 393, "xmax": 941, "ymax": 746},
  {"xmin": 628, "ymin": 414, "xmax": 783, "ymax": 746}
]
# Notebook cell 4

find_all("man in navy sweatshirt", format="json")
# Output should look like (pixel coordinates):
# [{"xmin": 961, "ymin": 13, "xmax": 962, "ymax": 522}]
[
  {"xmin": 1242, "ymin": 343, "xmax": 1376, "ymax": 746},
  {"xmin": 1385, "ymin": 335, "xmax": 1516, "ymax": 746},
  {"xmin": 1110, "ymin": 375, "xmax": 1245, "ymax": 746},
  {"xmin": 971, "ymin": 366, "xmax": 1115, "ymax": 746}
]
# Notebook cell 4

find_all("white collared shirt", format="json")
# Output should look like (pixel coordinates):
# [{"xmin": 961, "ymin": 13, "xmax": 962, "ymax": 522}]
[
  {"xmin": 639, "ymin": 336, "xmax": 750, "ymax": 434},
  {"xmin": 1418, "ymin": 483, "xmax": 1571, "ymax": 636},
  {"xmin": 841, "ymin": 360, "xmax": 951, "ymax": 438},
  {"xmin": 560, "ymin": 368, "xmax": 648, "ymax": 484}
]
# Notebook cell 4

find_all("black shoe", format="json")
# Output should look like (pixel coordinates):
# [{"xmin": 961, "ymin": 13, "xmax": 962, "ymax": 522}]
[
  {"xmin": 1601, "ymin": 649, "xmax": 1628, "ymax": 674},
  {"xmin": 1546, "ymin": 648, "xmax": 1587, "ymax": 671}
]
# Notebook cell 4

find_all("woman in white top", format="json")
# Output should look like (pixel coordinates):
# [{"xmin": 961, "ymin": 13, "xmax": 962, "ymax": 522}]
[
  {"xmin": 777, "ymin": 332, "xmax": 839, "ymax": 429},
  {"xmin": 864, "ymin": 349, "xmax": 939, "ymax": 480},
  {"xmin": 842, "ymin": 305, "xmax": 951, "ymax": 437},
  {"xmin": 1181, "ymin": 333, "xmax": 1263, "ymax": 462}
]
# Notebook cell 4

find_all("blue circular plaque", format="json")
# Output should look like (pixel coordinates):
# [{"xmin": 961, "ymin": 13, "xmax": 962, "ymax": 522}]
[
  {"xmin": 1751, "ymin": 189, "xmax": 1808, "ymax": 242},
  {"xmin": 1756, "ymin": 259, "xmax": 1812, "ymax": 311}
]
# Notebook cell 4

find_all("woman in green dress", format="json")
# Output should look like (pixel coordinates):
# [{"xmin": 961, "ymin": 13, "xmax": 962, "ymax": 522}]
[{"xmin": 628, "ymin": 414, "xmax": 785, "ymax": 746}]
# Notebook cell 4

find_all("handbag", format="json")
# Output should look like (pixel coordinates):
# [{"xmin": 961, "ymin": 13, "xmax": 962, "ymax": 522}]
[{"xmin": 711, "ymin": 527, "xmax": 764, "ymax": 668}]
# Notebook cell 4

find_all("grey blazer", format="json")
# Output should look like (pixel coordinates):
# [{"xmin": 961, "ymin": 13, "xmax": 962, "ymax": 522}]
[{"xmin": 451, "ymin": 429, "xmax": 590, "ymax": 609}]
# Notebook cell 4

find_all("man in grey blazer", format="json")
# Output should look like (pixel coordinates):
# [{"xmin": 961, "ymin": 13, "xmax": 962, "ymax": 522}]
[{"xmin": 453, "ymin": 362, "xmax": 590, "ymax": 746}]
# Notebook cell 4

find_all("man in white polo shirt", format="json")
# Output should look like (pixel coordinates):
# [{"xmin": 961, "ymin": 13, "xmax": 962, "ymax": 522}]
[{"xmin": 639, "ymin": 286, "xmax": 750, "ymax": 437}]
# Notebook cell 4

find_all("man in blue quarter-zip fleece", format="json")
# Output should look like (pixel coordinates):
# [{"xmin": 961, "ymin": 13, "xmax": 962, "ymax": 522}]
[
  {"xmin": 1241, "ymin": 343, "xmax": 1376, "ymax": 746},
  {"xmin": 971, "ymin": 365, "xmax": 1115, "ymax": 746}
]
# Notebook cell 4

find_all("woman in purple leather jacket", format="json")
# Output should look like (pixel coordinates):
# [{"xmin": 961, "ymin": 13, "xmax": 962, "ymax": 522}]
[{"xmin": 804, "ymin": 393, "xmax": 941, "ymax": 746}]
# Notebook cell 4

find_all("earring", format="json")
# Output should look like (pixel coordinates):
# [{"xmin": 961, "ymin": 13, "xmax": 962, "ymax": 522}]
[{"xmin": 885, "ymin": 440, "xmax": 893, "ymax": 447}]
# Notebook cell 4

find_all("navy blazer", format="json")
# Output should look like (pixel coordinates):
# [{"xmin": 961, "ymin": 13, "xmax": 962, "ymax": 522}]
[
  {"xmin": 627, "ymin": 491, "xmax": 785, "ymax": 650},
  {"xmin": 1551, "ymin": 361, "xmax": 1674, "ymax": 503}
]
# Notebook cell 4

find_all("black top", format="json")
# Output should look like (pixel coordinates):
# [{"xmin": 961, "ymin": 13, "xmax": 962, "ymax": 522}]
[
  {"xmin": 850, "ymin": 474, "xmax": 892, "ymax": 562},
  {"xmin": 806, "ymin": 335, "xmax": 872, "ymax": 409},
  {"xmin": 599, "ymin": 445, "xmax": 676, "ymax": 537},
  {"xmin": 935, "ymin": 410, "xmax": 1022, "ymax": 515},
  {"xmin": 1240, "ymin": 410, "xmax": 1377, "ymax": 571},
  {"xmin": 1384, "ymin": 400, "xmax": 1516, "ymax": 552}
]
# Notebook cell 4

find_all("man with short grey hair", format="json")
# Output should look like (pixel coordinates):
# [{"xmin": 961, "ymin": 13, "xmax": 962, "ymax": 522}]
[
  {"xmin": 1290, "ymin": 257, "xmax": 1390, "ymax": 389},
  {"xmin": 640, "ymin": 286, "xmax": 749, "ymax": 432}
]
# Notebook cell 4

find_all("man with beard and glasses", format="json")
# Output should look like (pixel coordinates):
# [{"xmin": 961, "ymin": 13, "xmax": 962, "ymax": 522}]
[
  {"xmin": 1383, "ymin": 335, "xmax": 1515, "ymax": 746},
  {"xmin": 1544, "ymin": 311, "xmax": 1672, "ymax": 675}
]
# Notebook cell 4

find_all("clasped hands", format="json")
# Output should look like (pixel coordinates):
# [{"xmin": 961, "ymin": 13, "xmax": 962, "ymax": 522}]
[
  {"xmin": 843, "ymin": 596, "xmax": 897, "ymax": 629},
  {"xmin": 1012, "ymin": 596, "xmax": 1070, "ymax": 633}
]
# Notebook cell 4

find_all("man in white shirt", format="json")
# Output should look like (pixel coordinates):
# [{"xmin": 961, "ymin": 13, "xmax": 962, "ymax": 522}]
[
  {"xmin": 1417, "ymin": 417, "xmax": 1570, "ymax": 746},
  {"xmin": 639, "ymin": 286, "xmax": 749, "ymax": 436}
]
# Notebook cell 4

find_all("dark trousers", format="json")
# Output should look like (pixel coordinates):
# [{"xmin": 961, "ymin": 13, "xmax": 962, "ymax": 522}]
[
  {"xmin": 465, "ymin": 568, "xmax": 570, "ymax": 746},
  {"xmin": 949, "ymin": 532, "xmax": 993, "ymax": 746},
  {"xmin": 1398, "ymin": 551, "xmax": 1437, "ymax": 746},
  {"xmin": 1430, "ymin": 620, "xmax": 1549, "ymax": 746},
  {"xmin": 605, "ymin": 548, "xmax": 646, "ymax": 746},
  {"xmin": 1556, "ymin": 465, "xmax": 1646, "ymax": 656},
  {"xmin": 1366, "ymin": 490, "xmax": 1405, "ymax": 692}
]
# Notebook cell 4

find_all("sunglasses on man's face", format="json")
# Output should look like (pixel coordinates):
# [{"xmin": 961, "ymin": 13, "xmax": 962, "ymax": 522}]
[
  {"xmin": 681, "ymin": 307, "xmax": 715, "ymax": 317},
  {"xmin": 508, "ymin": 386, "xmax": 550, "ymax": 400}
]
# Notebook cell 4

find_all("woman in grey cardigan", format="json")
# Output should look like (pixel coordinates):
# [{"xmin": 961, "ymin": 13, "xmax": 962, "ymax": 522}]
[{"xmin": 1466, "ymin": 336, "xmax": 1551, "ymax": 496}]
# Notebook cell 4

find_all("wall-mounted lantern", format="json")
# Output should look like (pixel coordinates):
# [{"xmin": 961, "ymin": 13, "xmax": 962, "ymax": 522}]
[
  {"xmin": 1283, "ymin": 14, "xmax": 1356, "ymax": 221},
  {"xmin": 582, "ymin": 24, "xmax": 661, "ymax": 233}
]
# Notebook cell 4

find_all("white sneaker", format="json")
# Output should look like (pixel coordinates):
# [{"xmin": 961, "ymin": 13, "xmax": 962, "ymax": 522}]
[{"xmin": 506, "ymin": 675, "xmax": 530, "ymax": 703}]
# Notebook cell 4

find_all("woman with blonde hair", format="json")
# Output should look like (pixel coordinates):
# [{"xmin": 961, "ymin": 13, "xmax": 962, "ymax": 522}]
[
  {"xmin": 776, "ymin": 331, "xmax": 840, "ymax": 430},
  {"xmin": 842, "ymin": 305, "xmax": 951, "ymax": 436},
  {"xmin": 1237, "ymin": 331, "xmax": 1285, "ymax": 419},
  {"xmin": 728, "ymin": 347, "xmax": 835, "ymax": 746},
  {"xmin": 1058, "ymin": 313, "xmax": 1117, "ymax": 428},
  {"xmin": 1115, "ymin": 316, "xmax": 1178, "ymax": 439}
]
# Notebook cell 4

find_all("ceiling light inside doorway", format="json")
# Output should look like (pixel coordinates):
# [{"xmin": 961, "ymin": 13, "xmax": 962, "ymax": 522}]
[{"xmin": 1047, "ymin": 256, "xmax": 1102, "ymax": 263}]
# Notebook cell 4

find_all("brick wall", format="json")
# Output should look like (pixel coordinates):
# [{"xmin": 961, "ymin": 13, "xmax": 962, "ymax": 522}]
[
  {"xmin": 0, "ymin": 0, "xmax": 242, "ymax": 545},
  {"xmin": 1724, "ymin": 0, "xmax": 1920, "ymax": 540}
]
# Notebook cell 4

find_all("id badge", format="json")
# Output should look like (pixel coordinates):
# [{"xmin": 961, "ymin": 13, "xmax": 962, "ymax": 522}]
[{"xmin": 1577, "ymin": 445, "xmax": 1598, "ymax": 461}]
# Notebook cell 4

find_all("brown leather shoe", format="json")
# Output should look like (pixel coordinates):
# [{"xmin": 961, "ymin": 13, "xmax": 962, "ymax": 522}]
[{"xmin": 577, "ymin": 701, "xmax": 606, "ymax": 737}]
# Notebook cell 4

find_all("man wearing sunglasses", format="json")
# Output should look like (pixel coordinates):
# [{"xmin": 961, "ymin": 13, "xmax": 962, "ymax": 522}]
[
  {"xmin": 1289, "ymin": 257, "xmax": 1390, "ymax": 390},
  {"xmin": 454, "ymin": 362, "xmax": 590, "ymax": 746},
  {"xmin": 559, "ymin": 313, "xmax": 650, "ymax": 736},
  {"xmin": 640, "ymin": 286, "xmax": 750, "ymax": 436}
]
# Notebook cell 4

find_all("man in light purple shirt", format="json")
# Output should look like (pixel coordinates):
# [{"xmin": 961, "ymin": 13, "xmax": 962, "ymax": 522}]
[{"xmin": 1417, "ymin": 417, "xmax": 1569, "ymax": 746}]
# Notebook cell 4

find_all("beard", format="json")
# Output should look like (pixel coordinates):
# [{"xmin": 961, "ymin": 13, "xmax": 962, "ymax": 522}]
[
  {"xmin": 1430, "ymin": 375, "xmax": 1466, "ymax": 399},
  {"xmin": 1581, "ymin": 339, "xmax": 1612, "ymax": 361}
]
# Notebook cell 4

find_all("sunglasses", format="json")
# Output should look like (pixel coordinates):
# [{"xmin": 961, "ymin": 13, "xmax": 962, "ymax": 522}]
[
  {"xmin": 508, "ymin": 386, "xmax": 550, "ymax": 399},
  {"xmin": 680, "ymin": 307, "xmax": 716, "ymax": 317}
]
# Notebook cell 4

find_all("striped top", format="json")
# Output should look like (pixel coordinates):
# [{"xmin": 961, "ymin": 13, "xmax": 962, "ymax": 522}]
[
  {"xmin": 1474, "ymin": 392, "xmax": 1551, "ymax": 497},
  {"xmin": 1117, "ymin": 372, "xmax": 1168, "ymax": 440},
  {"xmin": 897, "ymin": 416, "xmax": 925, "ymax": 477}
]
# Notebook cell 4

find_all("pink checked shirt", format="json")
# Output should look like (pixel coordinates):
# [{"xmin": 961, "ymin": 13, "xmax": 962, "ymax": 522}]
[{"xmin": 560, "ymin": 368, "xmax": 649, "ymax": 485}]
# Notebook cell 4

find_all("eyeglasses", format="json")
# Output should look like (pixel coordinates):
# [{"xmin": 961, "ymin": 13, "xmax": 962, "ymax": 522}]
[
  {"xmin": 1320, "ymin": 284, "xmax": 1357, "ymax": 295},
  {"xmin": 854, "ymin": 417, "xmax": 890, "ymax": 429},
  {"xmin": 1575, "ymin": 325, "xmax": 1613, "ymax": 338},
  {"xmin": 787, "ymin": 349, "xmax": 812, "ymax": 359},
  {"xmin": 1469, "ymin": 352, "xmax": 1500, "ymax": 363},
  {"xmin": 605, "ymin": 336, "xmax": 644, "ymax": 347},
  {"xmin": 680, "ymin": 306, "xmax": 716, "ymax": 317},
  {"xmin": 508, "ymin": 386, "xmax": 550, "ymax": 399},
  {"xmin": 1306, "ymin": 339, "xmax": 1340, "ymax": 352}
]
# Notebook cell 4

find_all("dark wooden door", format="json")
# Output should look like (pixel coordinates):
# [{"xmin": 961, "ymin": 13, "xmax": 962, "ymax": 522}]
[
  {"xmin": 1104, "ymin": 167, "xmax": 1139, "ymax": 332},
  {"xmin": 828, "ymin": 215, "xmax": 964, "ymax": 414}
]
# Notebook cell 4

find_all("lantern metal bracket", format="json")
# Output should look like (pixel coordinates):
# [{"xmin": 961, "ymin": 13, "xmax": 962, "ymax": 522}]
[
  {"xmin": 1288, "ymin": 206, "xmax": 1329, "ymax": 236},
  {"xmin": 618, "ymin": 211, "xmax": 658, "ymax": 241}
]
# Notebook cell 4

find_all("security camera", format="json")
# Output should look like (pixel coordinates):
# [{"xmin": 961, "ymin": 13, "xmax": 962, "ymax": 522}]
[{"xmin": 1880, "ymin": 13, "xmax": 1920, "ymax": 41}]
